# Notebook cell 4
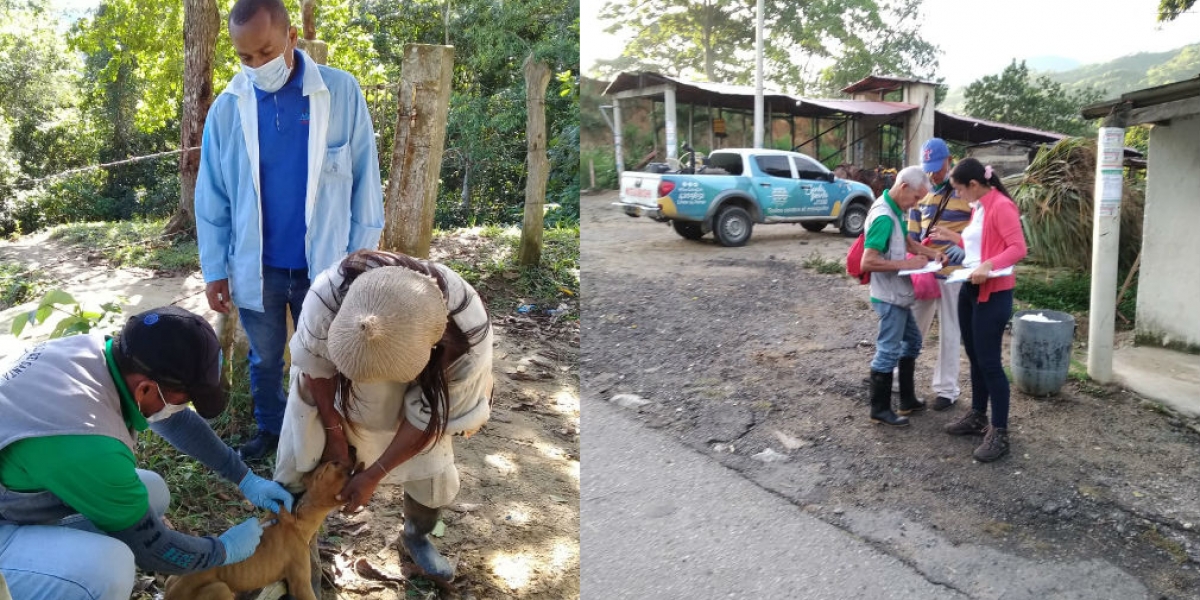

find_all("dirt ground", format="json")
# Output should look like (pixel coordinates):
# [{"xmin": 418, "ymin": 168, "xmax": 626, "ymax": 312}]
[
  {"xmin": 0, "ymin": 230, "xmax": 580, "ymax": 600},
  {"xmin": 581, "ymin": 190, "xmax": 1200, "ymax": 599}
]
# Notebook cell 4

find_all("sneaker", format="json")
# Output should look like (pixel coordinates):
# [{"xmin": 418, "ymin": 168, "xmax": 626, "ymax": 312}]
[
  {"xmin": 944, "ymin": 409, "xmax": 987, "ymax": 436},
  {"xmin": 239, "ymin": 430, "xmax": 280, "ymax": 461},
  {"xmin": 931, "ymin": 396, "xmax": 955, "ymax": 412},
  {"xmin": 973, "ymin": 426, "xmax": 1010, "ymax": 462}
]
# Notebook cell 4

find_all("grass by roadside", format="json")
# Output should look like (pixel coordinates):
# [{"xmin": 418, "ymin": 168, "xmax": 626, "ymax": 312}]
[
  {"xmin": 49, "ymin": 219, "xmax": 200, "ymax": 274},
  {"xmin": 437, "ymin": 224, "xmax": 580, "ymax": 317}
]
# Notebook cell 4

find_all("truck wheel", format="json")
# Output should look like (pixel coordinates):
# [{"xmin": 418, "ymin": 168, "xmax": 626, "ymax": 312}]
[
  {"xmin": 713, "ymin": 206, "xmax": 753, "ymax": 247},
  {"xmin": 672, "ymin": 220, "xmax": 704, "ymax": 240},
  {"xmin": 840, "ymin": 203, "xmax": 869, "ymax": 238},
  {"xmin": 801, "ymin": 221, "xmax": 827, "ymax": 233}
]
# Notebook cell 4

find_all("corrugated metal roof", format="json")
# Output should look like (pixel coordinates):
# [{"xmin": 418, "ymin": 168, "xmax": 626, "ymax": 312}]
[
  {"xmin": 935, "ymin": 111, "xmax": 1067, "ymax": 145},
  {"xmin": 800, "ymin": 98, "xmax": 917, "ymax": 117},
  {"xmin": 841, "ymin": 74, "xmax": 939, "ymax": 95},
  {"xmin": 603, "ymin": 72, "xmax": 918, "ymax": 119}
]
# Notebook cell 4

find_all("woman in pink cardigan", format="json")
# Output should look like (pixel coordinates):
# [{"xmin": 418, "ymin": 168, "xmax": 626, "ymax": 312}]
[{"xmin": 929, "ymin": 158, "xmax": 1027, "ymax": 462}]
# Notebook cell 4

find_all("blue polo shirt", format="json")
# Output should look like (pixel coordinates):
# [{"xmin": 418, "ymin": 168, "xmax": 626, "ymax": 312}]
[{"xmin": 256, "ymin": 49, "xmax": 310, "ymax": 270}]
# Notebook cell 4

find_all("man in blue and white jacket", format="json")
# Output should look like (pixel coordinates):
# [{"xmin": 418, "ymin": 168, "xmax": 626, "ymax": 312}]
[{"xmin": 196, "ymin": 0, "xmax": 384, "ymax": 461}]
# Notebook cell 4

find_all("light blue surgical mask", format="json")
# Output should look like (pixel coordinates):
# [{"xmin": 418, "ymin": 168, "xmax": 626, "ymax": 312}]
[
  {"xmin": 148, "ymin": 384, "xmax": 189, "ymax": 423},
  {"xmin": 242, "ymin": 51, "xmax": 292, "ymax": 93}
]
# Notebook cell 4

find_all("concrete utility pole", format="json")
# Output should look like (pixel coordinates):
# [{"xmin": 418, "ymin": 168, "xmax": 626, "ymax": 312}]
[
  {"xmin": 1087, "ymin": 105, "xmax": 1129, "ymax": 382},
  {"xmin": 382, "ymin": 44, "xmax": 454, "ymax": 258},
  {"xmin": 518, "ymin": 56, "xmax": 552, "ymax": 267},
  {"xmin": 753, "ymin": 0, "xmax": 765, "ymax": 148}
]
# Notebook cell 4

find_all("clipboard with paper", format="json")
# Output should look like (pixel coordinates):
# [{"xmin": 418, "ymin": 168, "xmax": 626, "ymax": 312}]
[{"xmin": 945, "ymin": 265, "xmax": 1013, "ymax": 284}]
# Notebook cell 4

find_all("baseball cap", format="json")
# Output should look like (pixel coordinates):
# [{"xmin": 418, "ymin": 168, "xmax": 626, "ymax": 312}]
[
  {"xmin": 921, "ymin": 138, "xmax": 951, "ymax": 173},
  {"xmin": 117, "ymin": 306, "xmax": 228, "ymax": 419}
]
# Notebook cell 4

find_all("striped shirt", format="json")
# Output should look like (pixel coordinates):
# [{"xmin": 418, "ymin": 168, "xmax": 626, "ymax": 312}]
[{"xmin": 908, "ymin": 180, "xmax": 972, "ymax": 277}]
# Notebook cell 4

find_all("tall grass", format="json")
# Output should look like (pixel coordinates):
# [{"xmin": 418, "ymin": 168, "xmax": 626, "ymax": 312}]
[{"xmin": 1009, "ymin": 138, "xmax": 1143, "ymax": 273}]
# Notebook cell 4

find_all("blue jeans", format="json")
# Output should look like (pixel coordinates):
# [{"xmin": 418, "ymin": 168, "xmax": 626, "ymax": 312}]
[
  {"xmin": 959, "ymin": 285, "xmax": 1014, "ymax": 428},
  {"xmin": 0, "ymin": 470, "xmax": 168, "ymax": 600},
  {"xmin": 239, "ymin": 266, "xmax": 310, "ymax": 435},
  {"xmin": 871, "ymin": 301, "xmax": 923, "ymax": 373}
]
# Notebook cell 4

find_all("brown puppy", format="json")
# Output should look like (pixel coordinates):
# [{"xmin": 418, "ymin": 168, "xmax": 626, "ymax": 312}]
[{"xmin": 164, "ymin": 461, "xmax": 351, "ymax": 600}]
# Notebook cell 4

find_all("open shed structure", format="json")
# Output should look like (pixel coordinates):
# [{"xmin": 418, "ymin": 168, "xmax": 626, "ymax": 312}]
[{"xmin": 601, "ymin": 71, "xmax": 1069, "ymax": 174}]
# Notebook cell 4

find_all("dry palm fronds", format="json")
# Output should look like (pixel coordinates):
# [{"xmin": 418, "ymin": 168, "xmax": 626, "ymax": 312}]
[{"xmin": 1007, "ymin": 137, "xmax": 1143, "ymax": 272}]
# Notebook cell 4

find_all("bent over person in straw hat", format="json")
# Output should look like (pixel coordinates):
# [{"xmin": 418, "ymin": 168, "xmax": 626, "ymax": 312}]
[{"xmin": 274, "ymin": 249, "xmax": 494, "ymax": 581}]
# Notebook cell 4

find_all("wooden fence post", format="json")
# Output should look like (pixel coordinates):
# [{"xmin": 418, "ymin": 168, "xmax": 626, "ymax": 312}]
[
  {"xmin": 381, "ymin": 44, "xmax": 454, "ymax": 258},
  {"xmin": 518, "ymin": 56, "xmax": 552, "ymax": 267}
]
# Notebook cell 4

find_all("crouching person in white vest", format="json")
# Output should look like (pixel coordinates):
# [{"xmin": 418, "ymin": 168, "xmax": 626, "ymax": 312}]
[
  {"xmin": 0, "ymin": 306, "xmax": 294, "ymax": 600},
  {"xmin": 274, "ymin": 250, "xmax": 494, "ymax": 582}
]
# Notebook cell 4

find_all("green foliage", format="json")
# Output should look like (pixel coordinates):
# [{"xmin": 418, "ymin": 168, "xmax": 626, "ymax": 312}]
[
  {"xmin": 439, "ymin": 225, "xmax": 579, "ymax": 313},
  {"xmin": 0, "ymin": 261, "xmax": 40, "ymax": 310},
  {"xmin": 1008, "ymin": 138, "xmax": 1142, "ymax": 273},
  {"xmin": 1015, "ymin": 269, "xmax": 1138, "ymax": 327},
  {"xmin": 581, "ymin": 147, "xmax": 618, "ymax": 190},
  {"xmin": 9, "ymin": 288, "xmax": 122, "ymax": 338},
  {"xmin": 802, "ymin": 252, "xmax": 843, "ymax": 275},
  {"xmin": 49, "ymin": 218, "xmax": 201, "ymax": 273},
  {"xmin": 1158, "ymin": 0, "xmax": 1196, "ymax": 22},
  {"xmin": 595, "ymin": 0, "xmax": 939, "ymax": 95},
  {"xmin": 964, "ymin": 60, "xmax": 1105, "ymax": 136}
]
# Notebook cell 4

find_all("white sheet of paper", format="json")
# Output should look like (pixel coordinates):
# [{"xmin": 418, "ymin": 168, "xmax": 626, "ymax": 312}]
[
  {"xmin": 946, "ymin": 266, "xmax": 1013, "ymax": 283},
  {"xmin": 898, "ymin": 261, "xmax": 944, "ymax": 276}
]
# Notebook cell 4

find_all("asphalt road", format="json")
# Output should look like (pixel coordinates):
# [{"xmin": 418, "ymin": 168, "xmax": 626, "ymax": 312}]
[{"xmin": 581, "ymin": 397, "xmax": 967, "ymax": 600}]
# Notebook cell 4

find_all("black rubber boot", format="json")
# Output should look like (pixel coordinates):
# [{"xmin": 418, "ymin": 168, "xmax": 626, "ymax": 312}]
[
  {"xmin": 869, "ymin": 371, "xmax": 909, "ymax": 427},
  {"xmin": 897, "ymin": 357, "xmax": 925, "ymax": 415},
  {"xmin": 401, "ymin": 493, "xmax": 454, "ymax": 581}
]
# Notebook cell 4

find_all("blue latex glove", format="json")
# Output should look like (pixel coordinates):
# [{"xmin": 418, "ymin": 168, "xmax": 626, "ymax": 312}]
[
  {"xmin": 238, "ymin": 472, "xmax": 295, "ymax": 513},
  {"xmin": 943, "ymin": 244, "xmax": 965, "ymax": 265},
  {"xmin": 218, "ymin": 517, "xmax": 264, "ymax": 565}
]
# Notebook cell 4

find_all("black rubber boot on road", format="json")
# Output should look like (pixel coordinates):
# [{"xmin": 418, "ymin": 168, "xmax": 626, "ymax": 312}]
[
  {"xmin": 973, "ymin": 426, "xmax": 1010, "ymax": 462},
  {"xmin": 401, "ymin": 493, "xmax": 455, "ymax": 581},
  {"xmin": 944, "ymin": 409, "xmax": 988, "ymax": 436},
  {"xmin": 896, "ymin": 357, "xmax": 925, "ymax": 415},
  {"xmin": 869, "ymin": 371, "xmax": 909, "ymax": 427}
]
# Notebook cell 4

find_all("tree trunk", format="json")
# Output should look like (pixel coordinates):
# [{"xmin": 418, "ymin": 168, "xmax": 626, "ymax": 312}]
[
  {"xmin": 381, "ymin": 44, "xmax": 454, "ymax": 258},
  {"xmin": 518, "ymin": 56, "xmax": 551, "ymax": 267},
  {"xmin": 166, "ymin": 0, "xmax": 219, "ymax": 236}
]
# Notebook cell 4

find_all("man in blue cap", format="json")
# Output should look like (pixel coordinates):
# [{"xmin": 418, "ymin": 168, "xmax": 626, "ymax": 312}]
[{"xmin": 906, "ymin": 138, "xmax": 972, "ymax": 411}]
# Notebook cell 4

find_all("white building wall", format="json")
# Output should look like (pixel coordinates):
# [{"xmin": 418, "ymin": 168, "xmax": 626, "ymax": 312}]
[
  {"xmin": 903, "ymin": 83, "xmax": 936, "ymax": 167},
  {"xmin": 1136, "ymin": 114, "xmax": 1200, "ymax": 348}
]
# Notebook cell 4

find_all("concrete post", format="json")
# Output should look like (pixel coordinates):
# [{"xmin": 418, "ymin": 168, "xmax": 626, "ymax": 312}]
[
  {"xmin": 753, "ymin": 0, "xmax": 764, "ymax": 149},
  {"xmin": 664, "ymin": 86, "xmax": 678, "ymax": 160},
  {"xmin": 381, "ymin": 44, "xmax": 454, "ymax": 258},
  {"xmin": 612, "ymin": 100, "xmax": 624, "ymax": 174},
  {"xmin": 1087, "ymin": 107, "xmax": 1129, "ymax": 382}
]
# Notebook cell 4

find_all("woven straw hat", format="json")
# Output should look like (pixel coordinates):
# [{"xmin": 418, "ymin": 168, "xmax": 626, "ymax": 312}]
[{"xmin": 327, "ymin": 266, "xmax": 448, "ymax": 383}]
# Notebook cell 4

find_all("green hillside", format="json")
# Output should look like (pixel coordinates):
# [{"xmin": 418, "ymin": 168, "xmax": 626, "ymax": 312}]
[{"xmin": 939, "ymin": 42, "xmax": 1200, "ymax": 114}]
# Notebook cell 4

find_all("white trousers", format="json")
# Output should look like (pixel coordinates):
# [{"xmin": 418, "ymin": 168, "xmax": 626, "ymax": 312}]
[{"xmin": 911, "ymin": 279, "xmax": 963, "ymax": 400}]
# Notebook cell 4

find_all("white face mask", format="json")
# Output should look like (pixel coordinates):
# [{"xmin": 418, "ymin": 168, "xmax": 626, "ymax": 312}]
[
  {"xmin": 242, "ymin": 51, "xmax": 292, "ymax": 93},
  {"xmin": 148, "ymin": 384, "xmax": 189, "ymax": 423}
]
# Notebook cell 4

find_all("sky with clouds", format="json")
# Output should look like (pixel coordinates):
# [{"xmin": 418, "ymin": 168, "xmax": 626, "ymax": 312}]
[{"xmin": 583, "ymin": 0, "xmax": 1200, "ymax": 88}]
